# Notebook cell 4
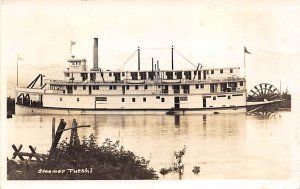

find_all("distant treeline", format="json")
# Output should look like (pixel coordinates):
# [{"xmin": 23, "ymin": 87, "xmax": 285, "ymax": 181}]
[{"xmin": 279, "ymin": 93, "xmax": 291, "ymax": 109}]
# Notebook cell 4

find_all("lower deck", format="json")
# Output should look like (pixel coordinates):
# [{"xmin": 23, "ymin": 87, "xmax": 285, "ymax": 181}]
[
  {"xmin": 15, "ymin": 92, "xmax": 246, "ymax": 114},
  {"xmin": 15, "ymin": 104, "xmax": 246, "ymax": 115}
]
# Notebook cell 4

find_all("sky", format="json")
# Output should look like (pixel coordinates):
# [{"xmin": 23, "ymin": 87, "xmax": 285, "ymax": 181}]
[{"xmin": 1, "ymin": 0, "xmax": 300, "ymax": 98}]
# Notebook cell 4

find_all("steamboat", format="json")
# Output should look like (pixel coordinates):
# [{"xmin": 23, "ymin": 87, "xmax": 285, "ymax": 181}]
[{"xmin": 15, "ymin": 38, "xmax": 280, "ymax": 115}]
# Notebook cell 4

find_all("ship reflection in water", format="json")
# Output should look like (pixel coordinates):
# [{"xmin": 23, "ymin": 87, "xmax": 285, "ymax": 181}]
[{"xmin": 7, "ymin": 111, "xmax": 298, "ymax": 179}]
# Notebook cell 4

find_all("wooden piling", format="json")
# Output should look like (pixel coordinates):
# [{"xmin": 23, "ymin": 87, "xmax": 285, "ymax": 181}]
[
  {"xmin": 49, "ymin": 119, "xmax": 67, "ymax": 156},
  {"xmin": 52, "ymin": 117, "xmax": 55, "ymax": 144},
  {"xmin": 12, "ymin": 144, "xmax": 25, "ymax": 160},
  {"xmin": 69, "ymin": 119, "xmax": 80, "ymax": 146},
  {"xmin": 11, "ymin": 144, "xmax": 47, "ymax": 161}
]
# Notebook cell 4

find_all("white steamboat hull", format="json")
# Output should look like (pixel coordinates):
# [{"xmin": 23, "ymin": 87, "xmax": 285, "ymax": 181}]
[{"xmin": 15, "ymin": 104, "xmax": 246, "ymax": 115}]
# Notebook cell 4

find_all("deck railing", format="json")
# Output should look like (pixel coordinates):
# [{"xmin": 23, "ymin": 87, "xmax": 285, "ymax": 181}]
[{"xmin": 45, "ymin": 77, "xmax": 245, "ymax": 85}]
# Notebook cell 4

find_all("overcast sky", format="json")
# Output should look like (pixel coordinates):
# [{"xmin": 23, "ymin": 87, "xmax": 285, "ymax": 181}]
[{"xmin": 1, "ymin": 0, "xmax": 300, "ymax": 97}]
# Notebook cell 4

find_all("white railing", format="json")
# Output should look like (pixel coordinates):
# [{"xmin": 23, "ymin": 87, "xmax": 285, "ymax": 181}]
[
  {"xmin": 43, "ymin": 77, "xmax": 245, "ymax": 88},
  {"xmin": 16, "ymin": 87, "xmax": 64, "ymax": 94}
]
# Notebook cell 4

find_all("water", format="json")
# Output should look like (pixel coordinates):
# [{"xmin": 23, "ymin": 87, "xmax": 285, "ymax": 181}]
[{"xmin": 7, "ymin": 110, "xmax": 299, "ymax": 180}]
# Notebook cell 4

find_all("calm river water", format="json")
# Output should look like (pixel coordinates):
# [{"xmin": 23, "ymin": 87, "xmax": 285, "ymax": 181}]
[{"xmin": 6, "ymin": 110, "xmax": 300, "ymax": 180}]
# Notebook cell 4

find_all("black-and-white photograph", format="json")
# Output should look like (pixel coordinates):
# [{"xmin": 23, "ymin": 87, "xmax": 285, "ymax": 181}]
[{"xmin": 1, "ymin": 0, "xmax": 300, "ymax": 188}]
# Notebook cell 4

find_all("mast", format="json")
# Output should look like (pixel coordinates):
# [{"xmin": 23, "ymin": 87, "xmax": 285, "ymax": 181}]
[
  {"xmin": 138, "ymin": 46, "xmax": 140, "ymax": 71},
  {"xmin": 152, "ymin": 58, "xmax": 154, "ymax": 72},
  {"xmin": 171, "ymin": 45, "xmax": 174, "ymax": 70}
]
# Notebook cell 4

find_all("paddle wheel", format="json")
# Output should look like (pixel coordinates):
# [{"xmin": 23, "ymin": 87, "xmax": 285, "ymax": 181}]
[
  {"xmin": 248, "ymin": 83, "xmax": 280, "ymax": 101},
  {"xmin": 247, "ymin": 83, "xmax": 282, "ymax": 115}
]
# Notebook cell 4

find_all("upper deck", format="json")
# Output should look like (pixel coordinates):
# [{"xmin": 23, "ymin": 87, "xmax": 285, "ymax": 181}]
[{"xmin": 59, "ymin": 57, "xmax": 242, "ymax": 85}]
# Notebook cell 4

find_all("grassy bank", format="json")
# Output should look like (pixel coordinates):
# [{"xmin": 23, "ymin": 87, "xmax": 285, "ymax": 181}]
[{"xmin": 7, "ymin": 135, "xmax": 159, "ymax": 180}]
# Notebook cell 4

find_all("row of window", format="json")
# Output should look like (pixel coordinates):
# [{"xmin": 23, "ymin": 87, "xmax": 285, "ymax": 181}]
[
  {"xmin": 66, "ymin": 69, "xmax": 234, "ymax": 78},
  {"xmin": 207, "ymin": 94, "xmax": 243, "ymax": 100},
  {"xmin": 59, "ymin": 94, "xmax": 241, "ymax": 103},
  {"xmin": 122, "ymin": 97, "xmax": 165, "ymax": 103},
  {"xmin": 61, "ymin": 82, "xmax": 243, "ymax": 91},
  {"xmin": 60, "ymin": 96, "xmax": 166, "ymax": 102},
  {"xmin": 69, "ymin": 84, "xmax": 207, "ymax": 91},
  {"xmin": 60, "ymin": 97, "xmax": 81, "ymax": 102},
  {"xmin": 210, "ymin": 69, "xmax": 233, "ymax": 74}
]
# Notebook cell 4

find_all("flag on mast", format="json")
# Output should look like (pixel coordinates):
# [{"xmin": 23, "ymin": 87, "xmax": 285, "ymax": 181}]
[
  {"xmin": 70, "ymin": 41, "xmax": 76, "ymax": 56},
  {"xmin": 17, "ymin": 54, "xmax": 24, "ymax": 60},
  {"xmin": 244, "ymin": 47, "xmax": 251, "ymax": 54}
]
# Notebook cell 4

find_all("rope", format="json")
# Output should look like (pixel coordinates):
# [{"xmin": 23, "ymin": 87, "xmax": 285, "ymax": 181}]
[
  {"xmin": 119, "ymin": 47, "xmax": 199, "ymax": 69},
  {"xmin": 173, "ymin": 48, "xmax": 197, "ymax": 68},
  {"xmin": 119, "ymin": 49, "xmax": 138, "ymax": 69}
]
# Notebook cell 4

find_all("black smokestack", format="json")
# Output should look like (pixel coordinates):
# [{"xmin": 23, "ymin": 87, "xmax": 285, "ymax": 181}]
[{"xmin": 93, "ymin": 38, "xmax": 98, "ymax": 70}]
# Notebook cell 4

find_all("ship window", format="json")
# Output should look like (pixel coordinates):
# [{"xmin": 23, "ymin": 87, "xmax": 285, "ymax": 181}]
[
  {"xmin": 195, "ymin": 84, "xmax": 199, "ymax": 89},
  {"xmin": 230, "ymin": 69, "xmax": 233, "ymax": 73},
  {"xmin": 122, "ymin": 72, "xmax": 125, "ymax": 76},
  {"xmin": 184, "ymin": 71, "xmax": 191, "ymax": 80},
  {"xmin": 144, "ymin": 85, "xmax": 148, "ymax": 90},
  {"xmin": 220, "ymin": 69, "xmax": 223, "ymax": 74},
  {"xmin": 77, "ymin": 98, "xmax": 79, "ymax": 102},
  {"xmin": 64, "ymin": 73, "xmax": 70, "ymax": 77},
  {"xmin": 161, "ymin": 98, "xmax": 165, "ymax": 102},
  {"xmin": 217, "ymin": 95, "xmax": 226, "ymax": 97},
  {"xmin": 233, "ymin": 94, "xmax": 243, "ymax": 96},
  {"xmin": 109, "ymin": 85, "xmax": 117, "ymax": 90},
  {"xmin": 109, "ymin": 73, "xmax": 112, "ymax": 77},
  {"xmin": 93, "ymin": 86, "xmax": 99, "ymax": 90},
  {"xmin": 240, "ymin": 81, "xmax": 243, "ymax": 86},
  {"xmin": 213, "ymin": 96, "xmax": 216, "ymax": 100},
  {"xmin": 131, "ymin": 72, "xmax": 138, "ymax": 80},
  {"xmin": 83, "ymin": 86, "xmax": 86, "ymax": 90},
  {"xmin": 60, "ymin": 97, "xmax": 62, "ymax": 101},
  {"xmin": 143, "ymin": 97, "xmax": 146, "ymax": 102},
  {"xmin": 166, "ymin": 72, "xmax": 173, "ymax": 79},
  {"xmin": 74, "ymin": 86, "xmax": 77, "ymax": 90},
  {"xmin": 122, "ymin": 98, "xmax": 125, "ymax": 102},
  {"xmin": 135, "ymin": 85, "xmax": 138, "ymax": 90},
  {"xmin": 96, "ymin": 97, "xmax": 107, "ymax": 101},
  {"xmin": 140, "ymin": 72, "xmax": 146, "ymax": 80},
  {"xmin": 228, "ymin": 95, "xmax": 231, "ymax": 99},
  {"xmin": 156, "ymin": 96, "xmax": 160, "ymax": 99},
  {"xmin": 211, "ymin": 70, "xmax": 214, "ymax": 74},
  {"xmin": 200, "ymin": 84, "xmax": 204, "ymax": 88},
  {"xmin": 90, "ymin": 73, "xmax": 96, "ymax": 82},
  {"xmin": 81, "ymin": 73, "xmax": 88, "ymax": 81},
  {"xmin": 180, "ymin": 97, "xmax": 188, "ymax": 101},
  {"xmin": 126, "ymin": 85, "xmax": 129, "ymax": 90},
  {"xmin": 148, "ymin": 72, "xmax": 154, "ymax": 80},
  {"xmin": 132, "ymin": 98, "xmax": 135, "ymax": 102},
  {"xmin": 176, "ymin": 71, "xmax": 182, "ymax": 79}
]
